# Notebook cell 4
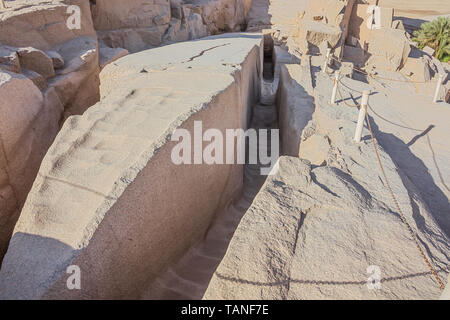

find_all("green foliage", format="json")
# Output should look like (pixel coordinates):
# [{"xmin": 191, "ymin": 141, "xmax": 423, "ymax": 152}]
[{"xmin": 412, "ymin": 16, "xmax": 450, "ymax": 62}]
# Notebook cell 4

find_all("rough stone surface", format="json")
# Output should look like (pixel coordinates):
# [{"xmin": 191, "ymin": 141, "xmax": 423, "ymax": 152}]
[
  {"xmin": 21, "ymin": 68, "xmax": 48, "ymax": 91},
  {"xmin": 50, "ymin": 36, "xmax": 100, "ymax": 118},
  {"xmin": 99, "ymin": 46, "xmax": 129, "ymax": 70},
  {"xmin": 297, "ymin": 20, "xmax": 342, "ymax": 50},
  {"xmin": 93, "ymin": 0, "xmax": 252, "ymax": 52},
  {"xmin": 339, "ymin": 61, "xmax": 355, "ymax": 78},
  {"xmin": 0, "ymin": 45, "xmax": 20, "ymax": 73},
  {"xmin": 0, "ymin": 71, "xmax": 63, "ymax": 260},
  {"xmin": 277, "ymin": 64, "xmax": 314, "ymax": 157},
  {"xmin": 298, "ymin": 133, "xmax": 330, "ymax": 165},
  {"xmin": 0, "ymin": 33, "xmax": 262, "ymax": 299},
  {"xmin": 45, "ymin": 50, "xmax": 65, "ymax": 70},
  {"xmin": 400, "ymin": 56, "xmax": 433, "ymax": 82},
  {"xmin": 0, "ymin": 3, "xmax": 102, "ymax": 262},
  {"xmin": 17, "ymin": 47, "xmax": 55, "ymax": 79},
  {"xmin": 204, "ymin": 71, "xmax": 449, "ymax": 300},
  {"xmin": 367, "ymin": 28, "xmax": 411, "ymax": 71},
  {"xmin": 0, "ymin": 0, "xmax": 96, "ymax": 51},
  {"xmin": 91, "ymin": 0, "xmax": 171, "ymax": 31}
]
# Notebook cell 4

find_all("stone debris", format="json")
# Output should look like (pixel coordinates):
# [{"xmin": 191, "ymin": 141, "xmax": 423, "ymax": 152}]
[
  {"xmin": 45, "ymin": 50, "xmax": 65, "ymax": 70},
  {"xmin": 0, "ymin": 45, "xmax": 20, "ymax": 73},
  {"xmin": 367, "ymin": 28, "xmax": 411, "ymax": 71},
  {"xmin": 99, "ymin": 46, "xmax": 129, "ymax": 70},
  {"xmin": 17, "ymin": 47, "xmax": 55, "ymax": 79}
]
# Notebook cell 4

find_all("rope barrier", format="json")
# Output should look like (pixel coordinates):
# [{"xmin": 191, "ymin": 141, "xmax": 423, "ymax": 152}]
[
  {"xmin": 336, "ymin": 76, "xmax": 450, "ymax": 194},
  {"xmin": 325, "ymin": 72, "xmax": 446, "ymax": 290},
  {"xmin": 365, "ymin": 111, "xmax": 445, "ymax": 290}
]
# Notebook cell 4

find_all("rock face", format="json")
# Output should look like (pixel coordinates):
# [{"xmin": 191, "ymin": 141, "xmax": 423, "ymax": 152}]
[
  {"xmin": 277, "ymin": 64, "xmax": 314, "ymax": 157},
  {"xmin": 99, "ymin": 46, "xmax": 129, "ymax": 70},
  {"xmin": 367, "ymin": 28, "xmax": 411, "ymax": 71},
  {"xmin": 204, "ymin": 70, "xmax": 449, "ymax": 300},
  {"xmin": 49, "ymin": 36, "xmax": 100, "ymax": 118},
  {"xmin": 0, "ymin": 71, "xmax": 63, "ymax": 259},
  {"xmin": 0, "ymin": 33, "xmax": 263, "ymax": 299},
  {"xmin": 288, "ymin": 0, "xmax": 355, "ymax": 57},
  {"xmin": 0, "ymin": 0, "xmax": 96, "ymax": 50},
  {"xmin": 0, "ymin": 45, "xmax": 21, "ymax": 73},
  {"xmin": 17, "ymin": 47, "xmax": 55, "ymax": 79},
  {"xmin": 0, "ymin": 0, "xmax": 100, "ymax": 261},
  {"xmin": 93, "ymin": 0, "xmax": 171, "ymax": 53},
  {"xmin": 94, "ymin": 0, "xmax": 252, "ymax": 52},
  {"xmin": 91, "ymin": 0, "xmax": 171, "ymax": 31},
  {"xmin": 0, "ymin": 0, "xmax": 260, "ymax": 264}
]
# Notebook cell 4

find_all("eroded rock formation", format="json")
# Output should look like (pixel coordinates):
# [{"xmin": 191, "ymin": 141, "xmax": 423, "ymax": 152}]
[
  {"xmin": 204, "ymin": 67, "xmax": 449, "ymax": 300},
  {"xmin": 0, "ymin": 33, "xmax": 262, "ymax": 299}
]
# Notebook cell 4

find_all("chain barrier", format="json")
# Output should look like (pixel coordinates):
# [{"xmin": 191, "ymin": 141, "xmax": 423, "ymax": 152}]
[
  {"xmin": 335, "ymin": 74, "xmax": 449, "ymax": 193},
  {"xmin": 365, "ymin": 110, "xmax": 445, "ymax": 290},
  {"xmin": 326, "ymin": 71, "xmax": 447, "ymax": 290}
]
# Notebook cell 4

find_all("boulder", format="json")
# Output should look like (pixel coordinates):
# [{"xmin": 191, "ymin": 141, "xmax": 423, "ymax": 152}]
[
  {"xmin": 347, "ymin": 3, "xmax": 373, "ymax": 47},
  {"xmin": 90, "ymin": 0, "xmax": 208, "ymax": 52},
  {"xmin": 0, "ymin": 0, "xmax": 96, "ymax": 51},
  {"xmin": 367, "ymin": 28, "xmax": 411, "ymax": 71},
  {"xmin": 0, "ymin": 70, "xmax": 63, "ymax": 260},
  {"xmin": 21, "ymin": 68, "xmax": 48, "ymax": 91},
  {"xmin": 99, "ymin": 47, "xmax": 129, "ymax": 70},
  {"xmin": 45, "ymin": 50, "xmax": 65, "ymax": 69},
  {"xmin": 423, "ymin": 46, "xmax": 435, "ymax": 57},
  {"xmin": 392, "ymin": 19, "xmax": 405, "ymax": 31},
  {"xmin": 17, "ymin": 47, "xmax": 55, "ymax": 78},
  {"xmin": 91, "ymin": 0, "xmax": 171, "ymax": 30},
  {"xmin": 197, "ymin": 0, "xmax": 252, "ymax": 34},
  {"xmin": 297, "ymin": 19, "xmax": 342, "ymax": 50},
  {"xmin": 97, "ymin": 25, "xmax": 168, "ymax": 53},
  {"xmin": 400, "ymin": 56, "xmax": 434, "ymax": 82},
  {"xmin": 298, "ymin": 134, "xmax": 330, "ymax": 165},
  {"xmin": 339, "ymin": 61, "xmax": 354, "ymax": 78},
  {"xmin": 170, "ymin": 0, "xmax": 184, "ymax": 19},
  {"xmin": 50, "ymin": 36, "xmax": 100, "ymax": 118},
  {"xmin": 0, "ymin": 45, "xmax": 20, "ymax": 73}
]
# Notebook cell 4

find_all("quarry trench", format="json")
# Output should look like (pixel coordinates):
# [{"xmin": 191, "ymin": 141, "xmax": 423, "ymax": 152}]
[
  {"xmin": 1, "ymin": 0, "xmax": 449, "ymax": 301},
  {"xmin": 0, "ymin": 29, "xmax": 299, "ymax": 299},
  {"xmin": 141, "ymin": 37, "xmax": 280, "ymax": 299}
]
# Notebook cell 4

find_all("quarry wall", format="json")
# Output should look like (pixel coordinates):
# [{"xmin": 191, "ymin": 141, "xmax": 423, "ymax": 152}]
[{"xmin": 0, "ymin": 33, "xmax": 263, "ymax": 299}]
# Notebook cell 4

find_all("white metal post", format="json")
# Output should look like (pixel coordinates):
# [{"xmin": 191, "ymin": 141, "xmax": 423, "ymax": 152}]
[
  {"xmin": 322, "ymin": 48, "xmax": 331, "ymax": 73},
  {"xmin": 0, "ymin": 0, "xmax": 5, "ymax": 9},
  {"xmin": 433, "ymin": 74, "xmax": 445, "ymax": 103},
  {"xmin": 354, "ymin": 90, "xmax": 370, "ymax": 143},
  {"xmin": 330, "ymin": 70, "xmax": 340, "ymax": 104}
]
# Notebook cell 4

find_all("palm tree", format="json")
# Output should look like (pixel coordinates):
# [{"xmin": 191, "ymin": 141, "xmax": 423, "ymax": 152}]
[{"xmin": 412, "ymin": 16, "xmax": 450, "ymax": 62}]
